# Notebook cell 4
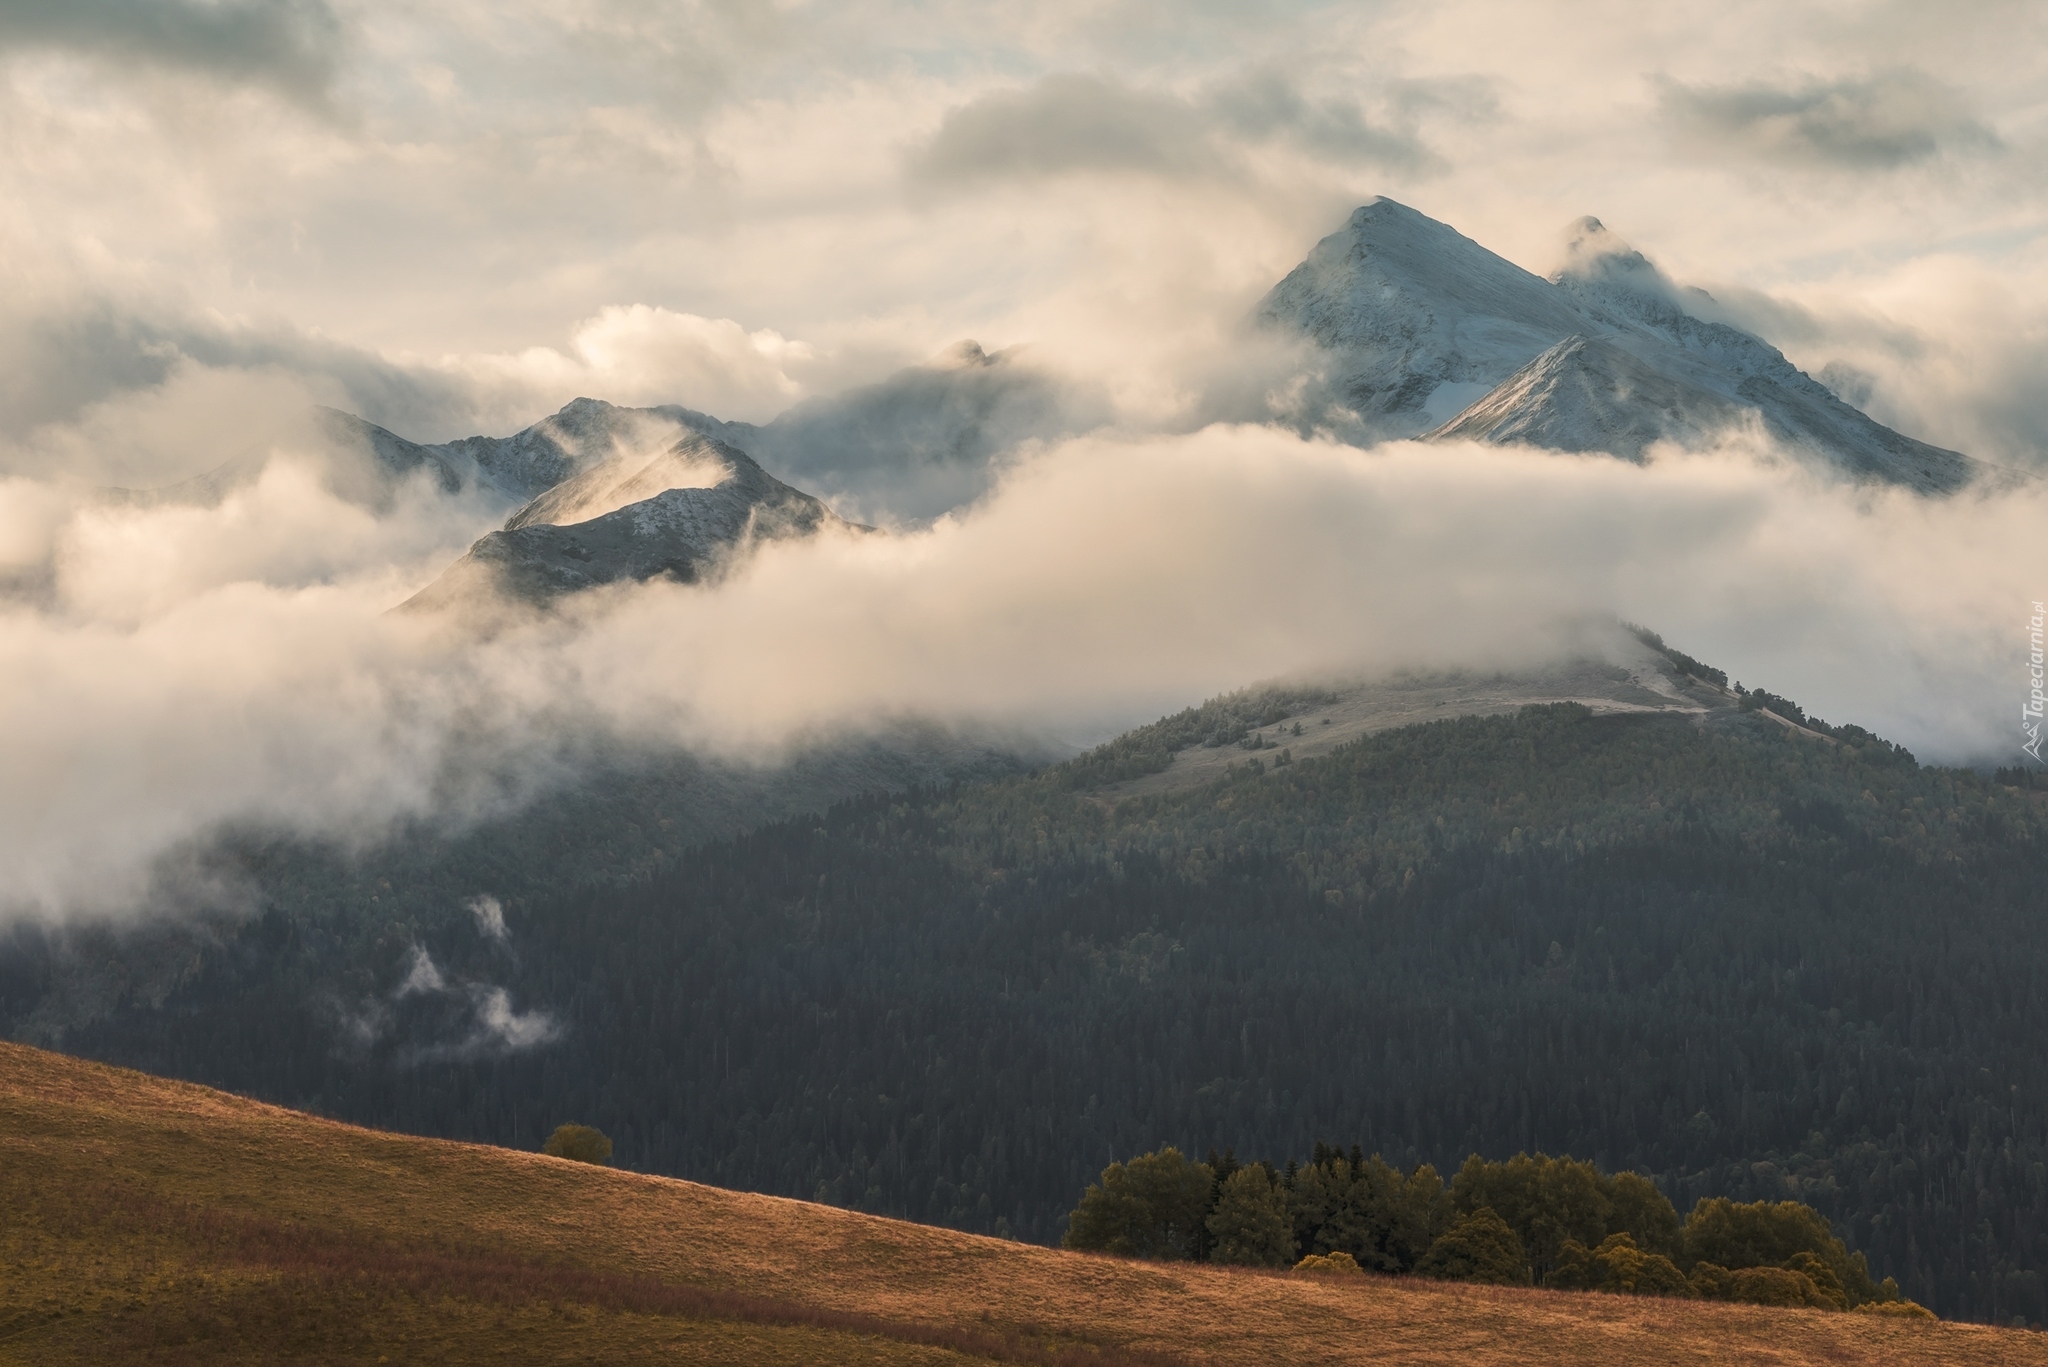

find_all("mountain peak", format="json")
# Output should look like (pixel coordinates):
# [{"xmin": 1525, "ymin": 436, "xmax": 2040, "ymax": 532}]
[
  {"xmin": 934, "ymin": 339, "xmax": 997, "ymax": 369},
  {"xmin": 401, "ymin": 432, "xmax": 845, "ymax": 616},
  {"xmin": 1551, "ymin": 215, "xmax": 1671, "ymax": 306},
  {"xmin": 1257, "ymin": 200, "xmax": 1983, "ymax": 492},
  {"xmin": 1343, "ymin": 195, "xmax": 1421, "ymax": 225},
  {"xmin": 1254, "ymin": 198, "xmax": 1588, "ymax": 433}
]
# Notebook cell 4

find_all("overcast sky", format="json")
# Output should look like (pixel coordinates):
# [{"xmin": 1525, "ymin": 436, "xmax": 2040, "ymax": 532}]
[
  {"xmin": 2, "ymin": 0, "xmax": 2044, "ymax": 472},
  {"xmin": 1, "ymin": 1, "xmax": 2044, "ymax": 919}
]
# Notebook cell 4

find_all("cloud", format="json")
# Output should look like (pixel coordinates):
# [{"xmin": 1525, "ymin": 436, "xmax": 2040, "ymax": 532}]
[
  {"xmin": 368, "ymin": 943, "xmax": 557, "ymax": 1057},
  {"xmin": 0, "ymin": 300, "xmax": 485, "ymax": 480},
  {"xmin": 397, "ymin": 944, "xmax": 446, "ymax": 996},
  {"xmin": 1207, "ymin": 69, "xmax": 1445, "ymax": 173},
  {"xmin": 10, "ymin": 415, "xmax": 2042, "ymax": 924},
  {"xmin": 910, "ymin": 74, "xmax": 1219, "ymax": 184},
  {"xmin": 0, "ymin": 298, "xmax": 845, "ymax": 487},
  {"xmin": 1657, "ymin": 68, "xmax": 2002, "ymax": 171},
  {"xmin": 441, "ymin": 305, "xmax": 822, "ymax": 427},
  {"xmin": 0, "ymin": 0, "xmax": 343, "ymax": 103},
  {"xmin": 468, "ymin": 894, "xmax": 507, "ymax": 940},
  {"xmin": 1693, "ymin": 243, "xmax": 2048, "ymax": 474},
  {"xmin": 908, "ymin": 69, "xmax": 1436, "ymax": 189},
  {"xmin": 546, "ymin": 431, "xmax": 2037, "ymax": 771},
  {"xmin": 741, "ymin": 342, "xmax": 1111, "ymax": 525},
  {"xmin": 466, "ymin": 986, "xmax": 557, "ymax": 1052}
]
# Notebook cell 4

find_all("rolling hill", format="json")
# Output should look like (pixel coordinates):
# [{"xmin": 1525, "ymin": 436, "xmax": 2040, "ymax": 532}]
[{"xmin": 1, "ymin": 1039, "xmax": 2038, "ymax": 1366}]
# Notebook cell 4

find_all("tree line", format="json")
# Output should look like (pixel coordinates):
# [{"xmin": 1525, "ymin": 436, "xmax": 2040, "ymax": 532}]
[{"xmin": 1065, "ymin": 1145, "xmax": 1932, "ymax": 1316}]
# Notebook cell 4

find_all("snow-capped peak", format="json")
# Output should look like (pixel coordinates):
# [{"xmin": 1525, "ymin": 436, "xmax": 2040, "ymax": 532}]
[
  {"xmin": 1255, "ymin": 197, "xmax": 1984, "ymax": 493},
  {"xmin": 1549, "ymin": 216, "xmax": 1697, "ymax": 332}
]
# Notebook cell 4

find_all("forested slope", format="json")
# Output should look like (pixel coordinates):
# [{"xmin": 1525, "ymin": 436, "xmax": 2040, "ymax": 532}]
[{"xmin": 31, "ymin": 688, "xmax": 2048, "ymax": 1325}]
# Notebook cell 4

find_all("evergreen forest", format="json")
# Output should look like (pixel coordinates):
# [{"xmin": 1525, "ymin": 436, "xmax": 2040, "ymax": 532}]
[{"xmin": 8, "ymin": 677, "xmax": 2048, "ymax": 1327}]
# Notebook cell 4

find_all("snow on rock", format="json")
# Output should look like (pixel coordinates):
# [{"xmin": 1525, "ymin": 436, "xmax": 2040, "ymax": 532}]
[
  {"xmin": 1429, "ymin": 336, "xmax": 1749, "ymax": 460},
  {"xmin": 402, "ymin": 436, "xmax": 848, "ymax": 614},
  {"xmin": 505, "ymin": 432, "xmax": 737, "ymax": 532},
  {"xmin": 1258, "ymin": 199, "xmax": 1987, "ymax": 493},
  {"xmin": 1256, "ymin": 197, "xmax": 1588, "ymax": 438},
  {"xmin": 427, "ymin": 397, "xmax": 743, "ymax": 504}
]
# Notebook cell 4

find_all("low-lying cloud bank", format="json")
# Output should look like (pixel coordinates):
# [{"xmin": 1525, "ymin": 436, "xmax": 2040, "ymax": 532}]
[{"xmin": 0, "ymin": 423, "xmax": 2037, "ymax": 924}]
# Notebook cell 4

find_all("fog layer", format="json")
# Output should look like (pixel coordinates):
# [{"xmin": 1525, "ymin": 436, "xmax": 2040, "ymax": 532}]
[{"xmin": 1, "ymin": 425, "xmax": 2036, "ymax": 920}]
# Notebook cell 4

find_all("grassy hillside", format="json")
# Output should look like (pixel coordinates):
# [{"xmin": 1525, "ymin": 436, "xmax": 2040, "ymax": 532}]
[{"xmin": 1, "ymin": 1041, "xmax": 2041, "ymax": 1366}]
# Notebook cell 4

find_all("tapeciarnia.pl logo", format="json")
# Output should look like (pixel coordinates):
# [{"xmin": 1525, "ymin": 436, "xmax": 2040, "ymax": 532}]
[{"xmin": 2026, "ymin": 600, "xmax": 2045, "ymax": 762}]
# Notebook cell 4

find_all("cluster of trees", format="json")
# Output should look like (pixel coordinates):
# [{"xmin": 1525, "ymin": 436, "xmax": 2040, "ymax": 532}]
[
  {"xmin": 1629, "ymin": 622, "xmax": 1911, "ymax": 763},
  {"xmin": 1625, "ymin": 624, "xmax": 1727, "ymax": 688},
  {"xmin": 1053, "ymin": 687, "xmax": 1331, "ymax": 790},
  {"xmin": 1065, "ymin": 1146, "xmax": 1929, "ymax": 1315},
  {"xmin": 12, "ymin": 693, "xmax": 2048, "ymax": 1325}
]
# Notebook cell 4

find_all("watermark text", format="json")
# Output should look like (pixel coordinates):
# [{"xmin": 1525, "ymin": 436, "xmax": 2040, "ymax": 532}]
[{"xmin": 2026, "ymin": 600, "xmax": 2045, "ymax": 762}]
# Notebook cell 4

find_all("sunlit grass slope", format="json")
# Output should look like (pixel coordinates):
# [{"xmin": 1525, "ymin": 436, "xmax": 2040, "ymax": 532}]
[{"xmin": 1, "ymin": 1040, "xmax": 2040, "ymax": 1366}]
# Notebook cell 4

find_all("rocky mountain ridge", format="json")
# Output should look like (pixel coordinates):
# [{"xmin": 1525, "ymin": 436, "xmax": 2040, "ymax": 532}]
[
  {"xmin": 1257, "ymin": 199, "xmax": 1986, "ymax": 492},
  {"xmin": 401, "ymin": 431, "xmax": 849, "ymax": 612}
]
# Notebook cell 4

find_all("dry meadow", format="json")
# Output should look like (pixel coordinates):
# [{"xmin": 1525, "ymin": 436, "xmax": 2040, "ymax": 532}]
[{"xmin": 1, "ymin": 1040, "xmax": 2038, "ymax": 1365}]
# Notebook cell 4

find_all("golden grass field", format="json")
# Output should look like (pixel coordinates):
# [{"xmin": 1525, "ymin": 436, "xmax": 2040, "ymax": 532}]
[{"xmin": 2, "ymin": 1039, "xmax": 2042, "ymax": 1366}]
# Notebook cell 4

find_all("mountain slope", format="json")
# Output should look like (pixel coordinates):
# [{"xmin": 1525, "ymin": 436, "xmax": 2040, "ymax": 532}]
[
  {"xmin": 2, "ymin": 1040, "xmax": 2032, "ymax": 1366},
  {"xmin": 27, "ymin": 636, "xmax": 2048, "ymax": 1323},
  {"xmin": 401, "ymin": 434, "xmax": 850, "ymax": 611},
  {"xmin": 1428, "ymin": 335, "xmax": 1749, "ymax": 457},
  {"xmin": 423, "ymin": 395, "xmax": 743, "ymax": 503},
  {"xmin": 1257, "ymin": 199, "xmax": 1985, "ymax": 491},
  {"xmin": 1083, "ymin": 621, "xmax": 1725, "ymax": 801}
]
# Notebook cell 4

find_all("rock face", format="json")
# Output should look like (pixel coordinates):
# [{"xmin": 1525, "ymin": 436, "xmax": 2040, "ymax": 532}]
[
  {"xmin": 1257, "ymin": 198, "xmax": 1985, "ymax": 492},
  {"xmin": 426, "ymin": 397, "xmax": 743, "ymax": 503},
  {"xmin": 403, "ymin": 434, "xmax": 846, "ymax": 613}
]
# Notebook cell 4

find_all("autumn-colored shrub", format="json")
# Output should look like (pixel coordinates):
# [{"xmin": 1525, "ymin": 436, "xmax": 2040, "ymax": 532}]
[
  {"xmin": 1545, "ymin": 1233, "xmax": 1692, "ymax": 1298},
  {"xmin": 543, "ymin": 1124, "xmax": 613, "ymax": 1165},
  {"xmin": 1729, "ymin": 1266, "xmax": 1833, "ymax": 1309},
  {"xmin": 1294, "ymin": 1251, "xmax": 1364, "ymax": 1275}
]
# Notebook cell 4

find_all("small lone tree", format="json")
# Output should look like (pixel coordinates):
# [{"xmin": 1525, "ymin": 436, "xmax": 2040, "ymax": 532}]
[{"xmin": 544, "ymin": 1123, "xmax": 613, "ymax": 1165}]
